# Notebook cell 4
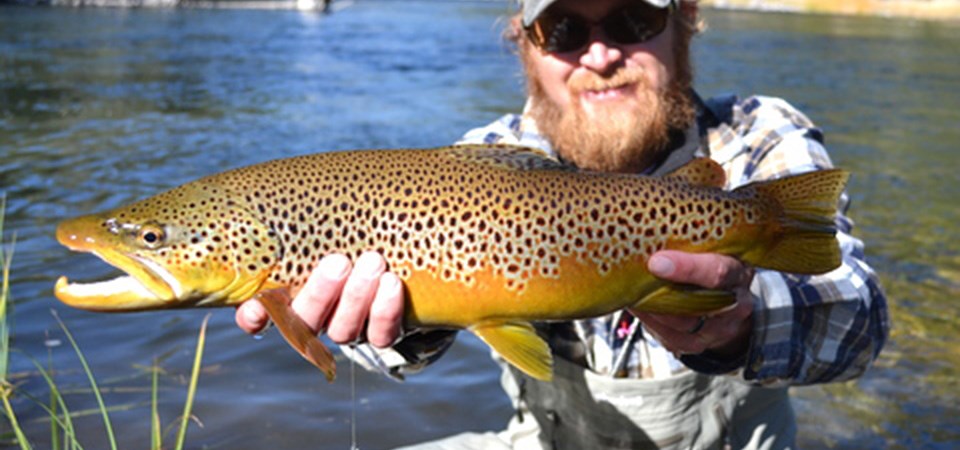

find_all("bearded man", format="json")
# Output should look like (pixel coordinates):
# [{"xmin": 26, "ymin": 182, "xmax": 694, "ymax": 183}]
[{"xmin": 236, "ymin": 1, "xmax": 889, "ymax": 448}]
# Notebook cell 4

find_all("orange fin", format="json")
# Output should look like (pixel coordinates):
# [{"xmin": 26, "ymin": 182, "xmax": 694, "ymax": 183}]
[
  {"xmin": 665, "ymin": 157, "xmax": 726, "ymax": 188},
  {"xmin": 257, "ymin": 289, "xmax": 337, "ymax": 382}
]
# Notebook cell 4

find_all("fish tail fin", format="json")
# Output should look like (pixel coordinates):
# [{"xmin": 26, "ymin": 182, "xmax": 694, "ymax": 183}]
[
  {"xmin": 257, "ymin": 289, "xmax": 337, "ymax": 382},
  {"xmin": 743, "ymin": 168, "xmax": 850, "ymax": 274}
]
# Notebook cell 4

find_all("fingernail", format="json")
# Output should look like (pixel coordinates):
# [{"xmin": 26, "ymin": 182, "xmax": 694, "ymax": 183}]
[
  {"xmin": 379, "ymin": 271, "xmax": 401, "ymax": 292},
  {"xmin": 649, "ymin": 255, "xmax": 675, "ymax": 277},
  {"xmin": 318, "ymin": 254, "xmax": 351, "ymax": 279},
  {"xmin": 354, "ymin": 252, "xmax": 385, "ymax": 278}
]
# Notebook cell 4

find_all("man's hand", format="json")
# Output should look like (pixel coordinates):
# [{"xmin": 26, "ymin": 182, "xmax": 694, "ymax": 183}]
[
  {"xmin": 634, "ymin": 250, "xmax": 755, "ymax": 358},
  {"xmin": 234, "ymin": 251, "xmax": 405, "ymax": 349}
]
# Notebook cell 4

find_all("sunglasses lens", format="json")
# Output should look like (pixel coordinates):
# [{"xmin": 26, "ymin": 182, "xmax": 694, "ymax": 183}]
[
  {"xmin": 535, "ymin": 15, "xmax": 591, "ymax": 53},
  {"xmin": 527, "ymin": 3, "xmax": 671, "ymax": 53},
  {"xmin": 605, "ymin": 4, "xmax": 670, "ymax": 45}
]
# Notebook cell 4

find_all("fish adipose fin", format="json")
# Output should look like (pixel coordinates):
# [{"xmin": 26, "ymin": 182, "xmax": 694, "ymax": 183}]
[
  {"xmin": 743, "ymin": 169, "xmax": 850, "ymax": 274},
  {"xmin": 632, "ymin": 284, "xmax": 736, "ymax": 315},
  {"xmin": 471, "ymin": 321, "xmax": 553, "ymax": 381},
  {"xmin": 257, "ymin": 289, "xmax": 337, "ymax": 382}
]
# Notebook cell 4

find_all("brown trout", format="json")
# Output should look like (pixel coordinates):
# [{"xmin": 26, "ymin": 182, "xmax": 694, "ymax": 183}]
[{"xmin": 54, "ymin": 145, "xmax": 849, "ymax": 381}]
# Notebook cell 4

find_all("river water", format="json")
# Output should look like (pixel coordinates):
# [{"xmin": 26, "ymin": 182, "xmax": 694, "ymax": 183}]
[{"xmin": 1, "ymin": 2, "xmax": 958, "ymax": 449}]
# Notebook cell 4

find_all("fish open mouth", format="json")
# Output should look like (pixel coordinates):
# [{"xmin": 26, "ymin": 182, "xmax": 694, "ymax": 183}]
[{"xmin": 55, "ymin": 240, "xmax": 182, "ymax": 311}]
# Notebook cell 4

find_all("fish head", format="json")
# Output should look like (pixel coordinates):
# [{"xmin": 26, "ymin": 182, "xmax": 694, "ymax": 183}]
[{"xmin": 54, "ymin": 184, "xmax": 280, "ymax": 311}]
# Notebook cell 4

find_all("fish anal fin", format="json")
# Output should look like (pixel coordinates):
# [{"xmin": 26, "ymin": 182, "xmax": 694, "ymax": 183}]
[
  {"xmin": 631, "ymin": 284, "xmax": 736, "ymax": 316},
  {"xmin": 257, "ymin": 289, "xmax": 336, "ymax": 382},
  {"xmin": 665, "ymin": 157, "xmax": 726, "ymax": 188},
  {"xmin": 471, "ymin": 321, "xmax": 553, "ymax": 381}
]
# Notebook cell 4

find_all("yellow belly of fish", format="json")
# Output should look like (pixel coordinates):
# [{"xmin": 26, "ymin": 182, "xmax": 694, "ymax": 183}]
[{"xmin": 400, "ymin": 254, "xmax": 660, "ymax": 329}]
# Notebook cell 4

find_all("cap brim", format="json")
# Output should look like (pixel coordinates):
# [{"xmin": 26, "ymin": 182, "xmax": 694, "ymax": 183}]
[{"xmin": 522, "ymin": 0, "xmax": 676, "ymax": 27}]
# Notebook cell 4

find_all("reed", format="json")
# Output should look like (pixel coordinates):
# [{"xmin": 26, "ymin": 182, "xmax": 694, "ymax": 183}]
[
  {"xmin": 1, "ymin": 195, "xmax": 31, "ymax": 449},
  {"xmin": 0, "ymin": 195, "xmax": 208, "ymax": 448}
]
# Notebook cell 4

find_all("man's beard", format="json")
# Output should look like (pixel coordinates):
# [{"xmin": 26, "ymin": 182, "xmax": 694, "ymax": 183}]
[{"xmin": 523, "ymin": 48, "xmax": 695, "ymax": 173}]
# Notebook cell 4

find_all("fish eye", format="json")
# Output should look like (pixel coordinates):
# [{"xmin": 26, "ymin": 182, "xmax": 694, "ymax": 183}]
[{"xmin": 138, "ymin": 225, "xmax": 166, "ymax": 248}]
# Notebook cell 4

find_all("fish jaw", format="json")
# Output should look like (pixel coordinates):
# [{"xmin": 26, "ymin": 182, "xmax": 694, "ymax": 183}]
[
  {"xmin": 55, "ymin": 274, "xmax": 170, "ymax": 311},
  {"xmin": 54, "ymin": 261, "xmax": 268, "ymax": 311},
  {"xmin": 54, "ymin": 195, "xmax": 282, "ymax": 311},
  {"xmin": 55, "ymin": 218, "xmax": 180, "ymax": 311}
]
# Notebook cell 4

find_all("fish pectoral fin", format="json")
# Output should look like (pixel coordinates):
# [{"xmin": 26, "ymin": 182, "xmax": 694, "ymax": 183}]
[
  {"xmin": 631, "ymin": 284, "xmax": 736, "ymax": 316},
  {"xmin": 256, "ymin": 289, "xmax": 336, "ymax": 382},
  {"xmin": 470, "ymin": 321, "xmax": 553, "ymax": 382}
]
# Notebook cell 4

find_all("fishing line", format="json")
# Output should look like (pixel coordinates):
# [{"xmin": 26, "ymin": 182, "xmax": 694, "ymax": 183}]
[{"xmin": 349, "ymin": 341, "xmax": 360, "ymax": 450}]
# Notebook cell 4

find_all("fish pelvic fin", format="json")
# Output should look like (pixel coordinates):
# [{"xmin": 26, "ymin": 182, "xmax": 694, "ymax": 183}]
[
  {"xmin": 631, "ymin": 284, "xmax": 737, "ymax": 316},
  {"xmin": 471, "ymin": 321, "xmax": 553, "ymax": 382},
  {"xmin": 743, "ymin": 168, "xmax": 851, "ymax": 274},
  {"xmin": 257, "ymin": 289, "xmax": 336, "ymax": 382}
]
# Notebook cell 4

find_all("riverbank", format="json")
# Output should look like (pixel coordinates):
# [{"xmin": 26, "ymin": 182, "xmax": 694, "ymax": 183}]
[{"xmin": 700, "ymin": 0, "xmax": 960, "ymax": 20}]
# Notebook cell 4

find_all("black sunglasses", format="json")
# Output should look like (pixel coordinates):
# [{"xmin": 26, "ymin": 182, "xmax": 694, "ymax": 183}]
[{"xmin": 525, "ymin": 2, "xmax": 674, "ymax": 54}]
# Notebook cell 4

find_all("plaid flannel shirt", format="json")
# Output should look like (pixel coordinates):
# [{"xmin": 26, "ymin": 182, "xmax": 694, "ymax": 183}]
[{"xmin": 350, "ymin": 94, "xmax": 888, "ymax": 386}]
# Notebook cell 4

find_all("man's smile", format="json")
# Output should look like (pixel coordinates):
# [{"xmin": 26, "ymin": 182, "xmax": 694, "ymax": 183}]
[{"xmin": 580, "ymin": 83, "xmax": 635, "ymax": 102}]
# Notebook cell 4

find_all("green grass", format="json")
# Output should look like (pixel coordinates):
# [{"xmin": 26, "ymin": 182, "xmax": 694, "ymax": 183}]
[
  {"xmin": 0, "ymin": 194, "xmax": 30, "ymax": 448},
  {"xmin": 0, "ymin": 195, "xmax": 209, "ymax": 449}
]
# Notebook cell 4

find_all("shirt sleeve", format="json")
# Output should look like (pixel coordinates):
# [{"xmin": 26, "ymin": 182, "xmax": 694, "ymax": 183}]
[{"xmin": 682, "ymin": 96, "xmax": 890, "ymax": 386}]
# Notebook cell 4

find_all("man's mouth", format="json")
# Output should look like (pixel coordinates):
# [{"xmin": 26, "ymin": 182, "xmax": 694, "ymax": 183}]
[{"xmin": 579, "ymin": 83, "xmax": 636, "ymax": 102}]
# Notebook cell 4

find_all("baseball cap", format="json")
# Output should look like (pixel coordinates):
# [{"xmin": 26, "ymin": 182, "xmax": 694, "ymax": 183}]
[{"xmin": 521, "ymin": 0, "xmax": 678, "ymax": 26}]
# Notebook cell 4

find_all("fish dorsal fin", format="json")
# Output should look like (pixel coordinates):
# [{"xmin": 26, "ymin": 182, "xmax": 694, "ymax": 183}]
[
  {"xmin": 257, "ymin": 289, "xmax": 337, "ymax": 382},
  {"xmin": 446, "ymin": 144, "xmax": 574, "ymax": 172},
  {"xmin": 665, "ymin": 157, "xmax": 726, "ymax": 188},
  {"xmin": 470, "ymin": 321, "xmax": 553, "ymax": 381}
]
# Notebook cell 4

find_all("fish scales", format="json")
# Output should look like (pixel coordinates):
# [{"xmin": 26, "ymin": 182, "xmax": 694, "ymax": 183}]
[
  {"xmin": 54, "ymin": 144, "xmax": 849, "ymax": 381},
  {"xmin": 203, "ymin": 147, "xmax": 748, "ymax": 321}
]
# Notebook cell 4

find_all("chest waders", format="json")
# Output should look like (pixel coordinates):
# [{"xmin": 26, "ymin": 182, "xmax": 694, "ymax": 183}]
[{"xmin": 503, "ymin": 357, "xmax": 795, "ymax": 450}]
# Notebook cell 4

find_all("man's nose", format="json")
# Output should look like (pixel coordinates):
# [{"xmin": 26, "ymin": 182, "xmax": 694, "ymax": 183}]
[{"xmin": 579, "ymin": 39, "xmax": 623, "ymax": 73}]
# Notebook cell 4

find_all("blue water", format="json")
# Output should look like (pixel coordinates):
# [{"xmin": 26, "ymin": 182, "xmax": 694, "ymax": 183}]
[{"xmin": 2, "ymin": 2, "xmax": 959, "ymax": 448}]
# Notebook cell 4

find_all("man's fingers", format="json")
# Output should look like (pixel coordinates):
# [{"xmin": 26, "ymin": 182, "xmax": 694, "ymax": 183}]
[
  {"xmin": 635, "ymin": 290, "xmax": 755, "ymax": 356},
  {"xmin": 636, "ymin": 312, "xmax": 709, "ymax": 355},
  {"xmin": 291, "ymin": 253, "xmax": 352, "ymax": 335},
  {"xmin": 367, "ymin": 272, "xmax": 405, "ymax": 348},
  {"xmin": 326, "ymin": 251, "xmax": 385, "ymax": 344},
  {"xmin": 648, "ymin": 250, "xmax": 750, "ymax": 290},
  {"xmin": 235, "ymin": 299, "xmax": 269, "ymax": 334},
  {"xmin": 636, "ymin": 311, "xmax": 704, "ymax": 333},
  {"xmin": 234, "ymin": 251, "xmax": 405, "ymax": 347}
]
